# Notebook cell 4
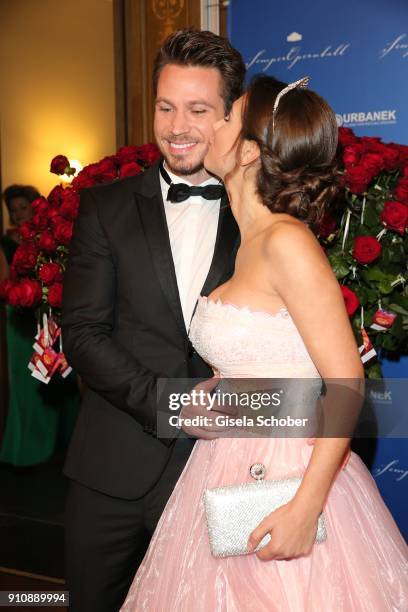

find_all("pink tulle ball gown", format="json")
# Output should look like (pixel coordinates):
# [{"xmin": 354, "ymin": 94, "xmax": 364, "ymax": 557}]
[{"xmin": 121, "ymin": 297, "xmax": 408, "ymax": 611}]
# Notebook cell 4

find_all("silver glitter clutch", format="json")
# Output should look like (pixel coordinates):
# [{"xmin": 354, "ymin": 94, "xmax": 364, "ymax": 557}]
[{"xmin": 203, "ymin": 463, "xmax": 327, "ymax": 558}]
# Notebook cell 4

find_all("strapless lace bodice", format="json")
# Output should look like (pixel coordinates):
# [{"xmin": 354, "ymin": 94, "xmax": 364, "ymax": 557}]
[{"xmin": 189, "ymin": 296, "xmax": 319, "ymax": 378}]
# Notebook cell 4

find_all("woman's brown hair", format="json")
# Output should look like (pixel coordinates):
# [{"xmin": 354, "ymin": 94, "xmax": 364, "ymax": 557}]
[{"xmin": 241, "ymin": 75, "xmax": 339, "ymax": 231}]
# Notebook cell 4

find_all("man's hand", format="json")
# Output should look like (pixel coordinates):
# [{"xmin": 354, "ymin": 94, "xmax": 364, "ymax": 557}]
[{"xmin": 179, "ymin": 377, "xmax": 238, "ymax": 439}]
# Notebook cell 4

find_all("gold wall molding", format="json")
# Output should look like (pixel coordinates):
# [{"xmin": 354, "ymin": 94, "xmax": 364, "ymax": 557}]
[
  {"xmin": 152, "ymin": 0, "xmax": 185, "ymax": 45},
  {"xmin": 113, "ymin": 0, "xmax": 227, "ymax": 146}
]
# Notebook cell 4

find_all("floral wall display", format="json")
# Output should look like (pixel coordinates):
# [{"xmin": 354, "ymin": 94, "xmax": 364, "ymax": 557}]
[{"xmin": 321, "ymin": 128, "xmax": 408, "ymax": 377}]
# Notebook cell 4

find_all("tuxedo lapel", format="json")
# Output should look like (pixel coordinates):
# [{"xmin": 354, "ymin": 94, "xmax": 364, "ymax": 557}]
[
  {"xmin": 201, "ymin": 194, "xmax": 239, "ymax": 297},
  {"xmin": 134, "ymin": 165, "xmax": 187, "ymax": 338}
]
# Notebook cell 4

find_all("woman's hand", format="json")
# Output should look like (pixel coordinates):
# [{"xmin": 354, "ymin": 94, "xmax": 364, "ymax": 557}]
[{"xmin": 247, "ymin": 499, "xmax": 321, "ymax": 561}]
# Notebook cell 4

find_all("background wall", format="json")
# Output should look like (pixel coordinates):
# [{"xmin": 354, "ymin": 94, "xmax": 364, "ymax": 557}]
[
  {"xmin": 0, "ymin": 0, "xmax": 116, "ymax": 227},
  {"xmin": 229, "ymin": 0, "xmax": 408, "ymax": 143}
]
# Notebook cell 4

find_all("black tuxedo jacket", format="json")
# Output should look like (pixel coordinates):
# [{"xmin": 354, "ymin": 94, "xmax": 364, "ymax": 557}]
[{"xmin": 61, "ymin": 162, "xmax": 239, "ymax": 499}]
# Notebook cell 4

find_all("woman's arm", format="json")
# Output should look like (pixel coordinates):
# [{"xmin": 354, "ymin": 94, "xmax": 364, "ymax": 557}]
[{"xmin": 249, "ymin": 221, "xmax": 364, "ymax": 560}]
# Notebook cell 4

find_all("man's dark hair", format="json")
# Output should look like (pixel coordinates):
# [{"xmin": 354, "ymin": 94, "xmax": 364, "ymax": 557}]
[
  {"xmin": 153, "ymin": 28, "xmax": 246, "ymax": 113},
  {"xmin": 2, "ymin": 184, "xmax": 40, "ymax": 210}
]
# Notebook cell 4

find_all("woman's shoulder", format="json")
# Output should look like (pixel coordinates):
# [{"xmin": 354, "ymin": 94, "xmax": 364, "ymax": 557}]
[
  {"xmin": 262, "ymin": 216, "xmax": 320, "ymax": 260},
  {"xmin": 261, "ymin": 215, "xmax": 336, "ymax": 295}
]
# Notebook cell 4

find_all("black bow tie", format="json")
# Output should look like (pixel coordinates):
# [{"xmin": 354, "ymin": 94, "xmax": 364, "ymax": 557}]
[{"xmin": 160, "ymin": 161, "xmax": 225, "ymax": 203}]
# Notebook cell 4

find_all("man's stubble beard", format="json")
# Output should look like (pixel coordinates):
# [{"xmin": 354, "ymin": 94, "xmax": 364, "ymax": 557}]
[
  {"xmin": 157, "ymin": 138, "xmax": 209, "ymax": 177},
  {"xmin": 164, "ymin": 157, "xmax": 205, "ymax": 177}
]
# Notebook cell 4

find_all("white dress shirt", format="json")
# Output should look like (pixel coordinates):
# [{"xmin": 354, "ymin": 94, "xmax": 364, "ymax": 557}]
[{"xmin": 160, "ymin": 164, "xmax": 221, "ymax": 331}]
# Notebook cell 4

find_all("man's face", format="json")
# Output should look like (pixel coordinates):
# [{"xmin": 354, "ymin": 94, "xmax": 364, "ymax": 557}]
[{"xmin": 154, "ymin": 64, "xmax": 225, "ymax": 178}]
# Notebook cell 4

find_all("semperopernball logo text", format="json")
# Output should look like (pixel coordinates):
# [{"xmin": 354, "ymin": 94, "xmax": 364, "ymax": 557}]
[
  {"xmin": 380, "ymin": 34, "xmax": 408, "ymax": 59},
  {"xmin": 246, "ymin": 31, "xmax": 351, "ymax": 71},
  {"xmin": 373, "ymin": 459, "xmax": 408, "ymax": 482}
]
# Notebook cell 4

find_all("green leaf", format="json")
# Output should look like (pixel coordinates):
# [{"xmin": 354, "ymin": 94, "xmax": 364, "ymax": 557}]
[
  {"xmin": 390, "ymin": 295, "xmax": 408, "ymax": 310},
  {"xmin": 365, "ymin": 362, "xmax": 383, "ymax": 379},
  {"xmin": 363, "ymin": 205, "xmax": 381, "ymax": 229},
  {"xmin": 378, "ymin": 280, "xmax": 394, "ymax": 295},
  {"xmin": 382, "ymin": 244, "xmax": 404, "ymax": 265},
  {"xmin": 362, "ymin": 267, "xmax": 388, "ymax": 282},
  {"xmin": 328, "ymin": 254, "xmax": 350, "ymax": 279},
  {"xmin": 389, "ymin": 315, "xmax": 403, "ymax": 337},
  {"xmin": 381, "ymin": 333, "xmax": 399, "ymax": 350},
  {"xmin": 388, "ymin": 304, "xmax": 408, "ymax": 316}
]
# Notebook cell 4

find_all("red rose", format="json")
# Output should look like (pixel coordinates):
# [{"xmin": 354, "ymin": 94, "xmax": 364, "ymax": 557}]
[
  {"xmin": 353, "ymin": 236, "xmax": 382, "ymax": 264},
  {"xmin": 359, "ymin": 140, "xmax": 400, "ymax": 172},
  {"xmin": 338, "ymin": 127, "xmax": 357, "ymax": 147},
  {"xmin": 87, "ymin": 157, "xmax": 117, "ymax": 184},
  {"xmin": 7, "ymin": 283, "xmax": 22, "ymax": 306},
  {"xmin": 13, "ymin": 243, "xmax": 39, "ymax": 274},
  {"xmin": 342, "ymin": 144, "xmax": 363, "ymax": 167},
  {"xmin": 47, "ymin": 207, "xmax": 61, "ymax": 223},
  {"xmin": 47, "ymin": 282, "xmax": 63, "ymax": 308},
  {"xmin": 380, "ymin": 145, "xmax": 400, "ymax": 171},
  {"xmin": 47, "ymin": 185, "xmax": 65, "ymax": 206},
  {"xmin": 31, "ymin": 210, "xmax": 49, "ymax": 231},
  {"xmin": 393, "ymin": 178, "xmax": 408, "ymax": 204},
  {"xmin": 72, "ymin": 171, "xmax": 96, "ymax": 190},
  {"xmin": 39, "ymin": 262, "xmax": 63, "ymax": 286},
  {"xmin": 19, "ymin": 222, "xmax": 36, "ymax": 241},
  {"xmin": 50, "ymin": 155, "xmax": 70, "ymax": 175},
  {"xmin": 50, "ymin": 214, "xmax": 65, "ymax": 229},
  {"xmin": 53, "ymin": 219, "xmax": 73, "ymax": 245},
  {"xmin": 8, "ymin": 279, "xmax": 42, "ymax": 308},
  {"xmin": 19, "ymin": 279, "xmax": 42, "ymax": 307},
  {"xmin": 39, "ymin": 231, "xmax": 58, "ymax": 252},
  {"xmin": 397, "ymin": 145, "xmax": 408, "ymax": 168},
  {"xmin": 318, "ymin": 212, "xmax": 337, "ymax": 239},
  {"xmin": 31, "ymin": 197, "xmax": 49, "ymax": 216},
  {"xmin": 402, "ymin": 166, "xmax": 408, "ymax": 179},
  {"xmin": 115, "ymin": 145, "xmax": 140, "ymax": 165},
  {"xmin": 360, "ymin": 136, "xmax": 382, "ymax": 150},
  {"xmin": 8, "ymin": 265, "xmax": 18, "ymax": 281},
  {"xmin": 137, "ymin": 143, "xmax": 161, "ymax": 165},
  {"xmin": 360, "ymin": 153, "xmax": 384, "ymax": 179},
  {"xmin": 59, "ymin": 190, "xmax": 80, "ymax": 219},
  {"xmin": 340, "ymin": 285, "xmax": 360, "ymax": 316},
  {"xmin": 96, "ymin": 157, "xmax": 117, "ymax": 182},
  {"xmin": 119, "ymin": 161, "xmax": 142, "ymax": 179},
  {"xmin": 344, "ymin": 166, "xmax": 370, "ymax": 195},
  {"xmin": 380, "ymin": 200, "xmax": 408, "ymax": 235}
]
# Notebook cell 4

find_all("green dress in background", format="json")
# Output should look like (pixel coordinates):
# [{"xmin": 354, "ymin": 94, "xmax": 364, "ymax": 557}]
[{"xmin": 0, "ymin": 234, "xmax": 80, "ymax": 466}]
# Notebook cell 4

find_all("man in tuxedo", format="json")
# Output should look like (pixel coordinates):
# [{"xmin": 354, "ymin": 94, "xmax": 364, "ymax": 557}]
[{"xmin": 61, "ymin": 28, "xmax": 245, "ymax": 612}]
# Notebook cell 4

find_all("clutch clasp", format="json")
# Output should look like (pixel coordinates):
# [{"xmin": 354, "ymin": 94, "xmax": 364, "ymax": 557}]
[{"xmin": 250, "ymin": 463, "xmax": 266, "ymax": 481}]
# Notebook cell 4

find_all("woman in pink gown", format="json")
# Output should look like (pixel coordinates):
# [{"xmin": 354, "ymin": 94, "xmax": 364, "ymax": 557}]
[{"xmin": 121, "ymin": 76, "xmax": 408, "ymax": 611}]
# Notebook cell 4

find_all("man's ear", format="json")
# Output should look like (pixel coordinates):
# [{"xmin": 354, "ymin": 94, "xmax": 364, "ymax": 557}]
[{"xmin": 240, "ymin": 139, "xmax": 261, "ymax": 167}]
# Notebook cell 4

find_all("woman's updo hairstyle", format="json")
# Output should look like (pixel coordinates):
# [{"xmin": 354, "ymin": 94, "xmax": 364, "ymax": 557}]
[{"xmin": 241, "ymin": 75, "xmax": 339, "ymax": 230}]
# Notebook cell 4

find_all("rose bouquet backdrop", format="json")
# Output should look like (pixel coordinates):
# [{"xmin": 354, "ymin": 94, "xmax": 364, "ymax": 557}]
[
  {"xmin": 0, "ymin": 143, "xmax": 161, "ymax": 382},
  {"xmin": 320, "ymin": 128, "xmax": 408, "ymax": 378},
  {"xmin": 0, "ymin": 130, "xmax": 407, "ymax": 379}
]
